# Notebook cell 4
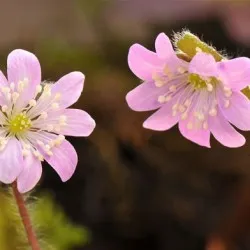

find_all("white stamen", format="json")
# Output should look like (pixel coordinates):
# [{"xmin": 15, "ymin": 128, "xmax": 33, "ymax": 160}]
[
  {"xmin": 54, "ymin": 125, "xmax": 61, "ymax": 132},
  {"xmin": 177, "ymin": 67, "xmax": 186, "ymax": 74},
  {"xmin": 169, "ymin": 85, "xmax": 176, "ymax": 92},
  {"xmin": 22, "ymin": 149, "xmax": 29, "ymax": 157},
  {"xmin": 209, "ymin": 108, "xmax": 217, "ymax": 116},
  {"xmin": 152, "ymin": 72, "xmax": 161, "ymax": 81},
  {"xmin": 54, "ymin": 135, "xmax": 65, "ymax": 146},
  {"xmin": 36, "ymin": 85, "xmax": 42, "ymax": 94},
  {"xmin": 224, "ymin": 89, "xmax": 232, "ymax": 97},
  {"xmin": 163, "ymin": 66, "xmax": 172, "ymax": 78},
  {"xmin": 12, "ymin": 92, "xmax": 19, "ymax": 103},
  {"xmin": 172, "ymin": 103, "xmax": 178, "ymax": 111},
  {"xmin": 51, "ymin": 102, "xmax": 59, "ymax": 110},
  {"xmin": 1, "ymin": 105, "xmax": 8, "ymax": 112},
  {"xmin": 207, "ymin": 83, "xmax": 213, "ymax": 92},
  {"xmin": 44, "ymin": 85, "xmax": 51, "ymax": 96},
  {"xmin": 29, "ymin": 99, "xmax": 37, "ymax": 107},
  {"xmin": 165, "ymin": 95, "xmax": 172, "ymax": 102},
  {"xmin": 224, "ymin": 99, "xmax": 230, "ymax": 108},
  {"xmin": 18, "ymin": 81, "xmax": 25, "ymax": 92},
  {"xmin": 158, "ymin": 95, "xmax": 166, "ymax": 103},
  {"xmin": 178, "ymin": 105, "xmax": 185, "ymax": 113},
  {"xmin": 40, "ymin": 111, "xmax": 48, "ymax": 119},
  {"xmin": 155, "ymin": 80, "xmax": 164, "ymax": 87},
  {"xmin": 55, "ymin": 93, "xmax": 61, "ymax": 101},
  {"xmin": 184, "ymin": 99, "xmax": 191, "ymax": 107}
]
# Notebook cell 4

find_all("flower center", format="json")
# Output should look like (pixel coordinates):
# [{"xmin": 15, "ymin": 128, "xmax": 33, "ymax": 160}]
[
  {"xmin": 9, "ymin": 113, "xmax": 31, "ymax": 134},
  {"xmin": 188, "ymin": 73, "xmax": 218, "ymax": 90}
]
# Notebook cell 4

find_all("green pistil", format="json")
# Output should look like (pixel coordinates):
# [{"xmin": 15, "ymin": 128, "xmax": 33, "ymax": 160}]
[
  {"xmin": 9, "ymin": 113, "xmax": 31, "ymax": 134},
  {"xmin": 189, "ymin": 73, "xmax": 218, "ymax": 90},
  {"xmin": 176, "ymin": 32, "xmax": 224, "ymax": 62}
]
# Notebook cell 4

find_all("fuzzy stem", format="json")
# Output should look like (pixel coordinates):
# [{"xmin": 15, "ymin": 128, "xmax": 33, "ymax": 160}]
[{"xmin": 11, "ymin": 181, "xmax": 41, "ymax": 250}]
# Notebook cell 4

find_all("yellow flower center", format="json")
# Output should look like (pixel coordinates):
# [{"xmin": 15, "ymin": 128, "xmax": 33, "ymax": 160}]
[
  {"xmin": 9, "ymin": 113, "xmax": 31, "ymax": 134},
  {"xmin": 188, "ymin": 73, "xmax": 218, "ymax": 90}
]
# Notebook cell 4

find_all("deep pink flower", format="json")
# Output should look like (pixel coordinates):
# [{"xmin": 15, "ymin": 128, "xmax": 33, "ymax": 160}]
[
  {"xmin": 126, "ymin": 33, "xmax": 250, "ymax": 148},
  {"xmin": 0, "ymin": 49, "xmax": 95, "ymax": 193}
]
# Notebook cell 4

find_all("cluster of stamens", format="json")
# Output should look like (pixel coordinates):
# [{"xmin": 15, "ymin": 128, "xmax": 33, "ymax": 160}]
[
  {"xmin": 152, "ymin": 62, "xmax": 233, "ymax": 130},
  {"xmin": 0, "ymin": 77, "xmax": 68, "ymax": 161}
]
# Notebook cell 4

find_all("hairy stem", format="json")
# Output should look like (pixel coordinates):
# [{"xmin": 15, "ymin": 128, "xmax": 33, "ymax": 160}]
[{"xmin": 12, "ymin": 181, "xmax": 41, "ymax": 250}]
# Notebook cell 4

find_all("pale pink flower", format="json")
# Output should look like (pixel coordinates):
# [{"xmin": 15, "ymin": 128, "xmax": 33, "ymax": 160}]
[
  {"xmin": 0, "ymin": 49, "xmax": 95, "ymax": 193},
  {"xmin": 126, "ymin": 33, "xmax": 250, "ymax": 148}
]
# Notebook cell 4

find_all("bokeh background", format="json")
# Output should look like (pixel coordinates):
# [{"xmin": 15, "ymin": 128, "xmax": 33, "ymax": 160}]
[{"xmin": 1, "ymin": 0, "xmax": 250, "ymax": 249}]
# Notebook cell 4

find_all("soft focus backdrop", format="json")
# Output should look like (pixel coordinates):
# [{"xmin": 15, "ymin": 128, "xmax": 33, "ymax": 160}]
[{"xmin": 1, "ymin": 0, "xmax": 250, "ymax": 250}]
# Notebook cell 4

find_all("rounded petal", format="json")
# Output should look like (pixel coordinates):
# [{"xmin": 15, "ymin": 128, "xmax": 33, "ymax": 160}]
[
  {"xmin": 0, "ymin": 137, "xmax": 23, "ymax": 184},
  {"xmin": 178, "ymin": 116, "xmax": 210, "ymax": 148},
  {"xmin": 218, "ymin": 91, "xmax": 250, "ymax": 131},
  {"xmin": 128, "ymin": 44, "xmax": 163, "ymax": 80},
  {"xmin": 17, "ymin": 153, "xmax": 42, "ymax": 193},
  {"xmin": 7, "ymin": 49, "xmax": 41, "ymax": 110},
  {"xmin": 43, "ymin": 139, "xmax": 78, "ymax": 182},
  {"xmin": 218, "ymin": 57, "xmax": 250, "ymax": 91},
  {"xmin": 126, "ymin": 81, "xmax": 163, "ymax": 111},
  {"xmin": 52, "ymin": 72, "xmax": 85, "ymax": 109},
  {"xmin": 143, "ymin": 103, "xmax": 179, "ymax": 131},
  {"xmin": 189, "ymin": 52, "xmax": 217, "ymax": 77},
  {"xmin": 209, "ymin": 110, "xmax": 245, "ymax": 148},
  {"xmin": 45, "ymin": 109, "xmax": 96, "ymax": 137},
  {"xmin": 155, "ymin": 33, "xmax": 175, "ymax": 59}
]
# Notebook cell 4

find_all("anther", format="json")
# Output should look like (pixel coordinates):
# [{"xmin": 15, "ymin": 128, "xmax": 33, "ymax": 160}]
[
  {"xmin": 51, "ymin": 102, "xmax": 59, "ymax": 110},
  {"xmin": 158, "ymin": 95, "xmax": 166, "ymax": 103},
  {"xmin": 12, "ymin": 92, "xmax": 19, "ymax": 103},
  {"xmin": 187, "ymin": 122, "xmax": 193, "ymax": 130},
  {"xmin": 224, "ymin": 99, "xmax": 230, "ymax": 108},
  {"xmin": 29, "ymin": 99, "xmax": 37, "ymax": 107},
  {"xmin": 207, "ymin": 83, "xmax": 213, "ymax": 92},
  {"xmin": 1, "ymin": 105, "xmax": 8, "ymax": 112},
  {"xmin": 169, "ymin": 85, "xmax": 177, "ymax": 92},
  {"xmin": 40, "ymin": 111, "xmax": 48, "ymax": 119},
  {"xmin": 10, "ymin": 82, "xmax": 15, "ymax": 90},
  {"xmin": 177, "ymin": 67, "xmax": 186, "ymax": 74},
  {"xmin": 209, "ymin": 108, "xmax": 217, "ymax": 116}
]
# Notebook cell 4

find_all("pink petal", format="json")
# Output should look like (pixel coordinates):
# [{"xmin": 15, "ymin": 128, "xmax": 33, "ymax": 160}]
[
  {"xmin": 7, "ymin": 49, "xmax": 41, "ymax": 110},
  {"xmin": 128, "ymin": 44, "xmax": 163, "ymax": 80},
  {"xmin": 43, "ymin": 139, "xmax": 78, "ymax": 182},
  {"xmin": 178, "ymin": 116, "xmax": 210, "ymax": 148},
  {"xmin": 0, "ymin": 71, "xmax": 8, "ymax": 105},
  {"xmin": 218, "ymin": 57, "xmax": 250, "ymax": 91},
  {"xmin": 48, "ymin": 109, "xmax": 96, "ymax": 137},
  {"xmin": 155, "ymin": 33, "xmax": 175, "ymax": 59},
  {"xmin": 52, "ymin": 71, "xmax": 85, "ymax": 109},
  {"xmin": 218, "ymin": 91, "xmax": 250, "ymax": 131},
  {"xmin": 0, "ymin": 137, "xmax": 23, "ymax": 184},
  {"xmin": 17, "ymin": 153, "xmax": 42, "ymax": 193},
  {"xmin": 126, "ymin": 81, "xmax": 163, "ymax": 111},
  {"xmin": 143, "ymin": 102, "xmax": 179, "ymax": 131},
  {"xmin": 209, "ymin": 110, "xmax": 245, "ymax": 148},
  {"xmin": 189, "ymin": 52, "xmax": 217, "ymax": 77}
]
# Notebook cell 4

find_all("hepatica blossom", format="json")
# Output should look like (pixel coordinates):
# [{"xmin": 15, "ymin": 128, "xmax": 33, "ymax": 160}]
[
  {"xmin": 0, "ymin": 49, "xmax": 95, "ymax": 193},
  {"xmin": 126, "ymin": 32, "xmax": 250, "ymax": 148}
]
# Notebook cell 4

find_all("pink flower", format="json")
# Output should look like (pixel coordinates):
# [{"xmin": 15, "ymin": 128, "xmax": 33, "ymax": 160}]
[
  {"xmin": 0, "ymin": 49, "xmax": 96, "ymax": 193},
  {"xmin": 126, "ymin": 33, "xmax": 250, "ymax": 148}
]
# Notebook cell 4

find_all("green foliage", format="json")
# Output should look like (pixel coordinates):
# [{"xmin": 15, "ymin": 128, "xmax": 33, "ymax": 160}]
[{"xmin": 0, "ymin": 188, "xmax": 89, "ymax": 250}]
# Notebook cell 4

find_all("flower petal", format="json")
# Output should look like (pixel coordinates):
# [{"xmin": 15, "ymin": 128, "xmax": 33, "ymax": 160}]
[
  {"xmin": 7, "ymin": 49, "xmax": 41, "ymax": 111},
  {"xmin": 43, "ymin": 139, "xmax": 78, "ymax": 182},
  {"xmin": 178, "ymin": 116, "xmax": 210, "ymax": 148},
  {"xmin": 42, "ymin": 109, "xmax": 96, "ymax": 137},
  {"xmin": 209, "ymin": 110, "xmax": 245, "ymax": 148},
  {"xmin": 0, "ymin": 137, "xmax": 23, "ymax": 184},
  {"xmin": 0, "ymin": 71, "xmax": 8, "ymax": 105},
  {"xmin": 218, "ymin": 57, "xmax": 250, "ymax": 91},
  {"xmin": 17, "ymin": 153, "xmax": 42, "ymax": 193},
  {"xmin": 128, "ymin": 44, "xmax": 163, "ymax": 80},
  {"xmin": 155, "ymin": 33, "xmax": 175, "ymax": 59},
  {"xmin": 218, "ymin": 91, "xmax": 250, "ymax": 131},
  {"xmin": 143, "ymin": 102, "xmax": 179, "ymax": 131},
  {"xmin": 51, "ymin": 72, "xmax": 85, "ymax": 109},
  {"xmin": 189, "ymin": 52, "xmax": 218, "ymax": 77}
]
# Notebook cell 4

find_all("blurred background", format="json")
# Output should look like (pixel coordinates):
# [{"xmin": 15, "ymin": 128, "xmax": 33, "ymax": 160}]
[{"xmin": 1, "ymin": 0, "xmax": 250, "ymax": 249}]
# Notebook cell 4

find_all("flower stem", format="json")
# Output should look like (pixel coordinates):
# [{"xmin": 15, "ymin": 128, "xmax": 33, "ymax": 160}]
[{"xmin": 11, "ymin": 181, "xmax": 41, "ymax": 250}]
